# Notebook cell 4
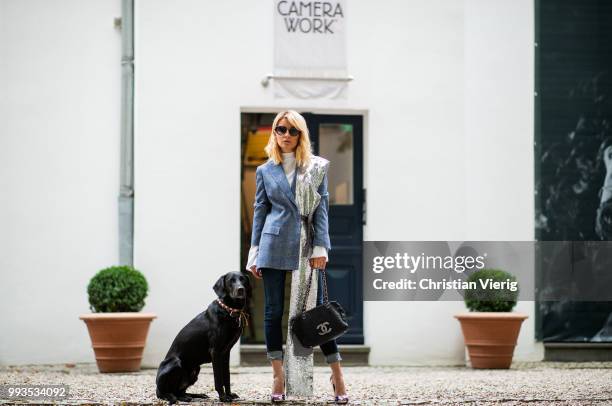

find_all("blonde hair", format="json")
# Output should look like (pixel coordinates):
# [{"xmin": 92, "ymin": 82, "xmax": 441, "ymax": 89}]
[{"xmin": 264, "ymin": 110, "xmax": 313, "ymax": 167}]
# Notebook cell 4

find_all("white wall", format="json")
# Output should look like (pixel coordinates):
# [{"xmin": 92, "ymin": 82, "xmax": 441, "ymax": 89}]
[
  {"xmin": 0, "ymin": 0, "xmax": 537, "ymax": 366},
  {"xmin": 356, "ymin": 0, "xmax": 468, "ymax": 366},
  {"xmin": 0, "ymin": 0, "xmax": 122, "ymax": 364},
  {"xmin": 364, "ymin": 0, "xmax": 539, "ymax": 365},
  {"xmin": 464, "ymin": 0, "xmax": 540, "ymax": 362}
]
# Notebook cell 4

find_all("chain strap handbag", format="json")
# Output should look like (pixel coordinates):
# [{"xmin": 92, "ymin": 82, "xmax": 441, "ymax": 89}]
[{"xmin": 289, "ymin": 267, "xmax": 349, "ymax": 348}]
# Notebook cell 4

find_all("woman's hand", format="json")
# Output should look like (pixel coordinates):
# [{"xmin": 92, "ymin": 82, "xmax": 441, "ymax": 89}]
[
  {"xmin": 249, "ymin": 265, "xmax": 262, "ymax": 279},
  {"xmin": 309, "ymin": 256, "xmax": 326, "ymax": 270}
]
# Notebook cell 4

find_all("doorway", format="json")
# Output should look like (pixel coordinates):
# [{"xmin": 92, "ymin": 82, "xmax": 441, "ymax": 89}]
[{"xmin": 240, "ymin": 111, "xmax": 364, "ymax": 346}]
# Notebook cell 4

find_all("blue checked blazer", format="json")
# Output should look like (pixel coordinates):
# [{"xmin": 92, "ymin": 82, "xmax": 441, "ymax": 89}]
[{"xmin": 250, "ymin": 156, "xmax": 331, "ymax": 271}]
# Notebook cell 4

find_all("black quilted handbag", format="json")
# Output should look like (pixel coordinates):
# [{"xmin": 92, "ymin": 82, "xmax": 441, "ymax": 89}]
[{"xmin": 289, "ymin": 268, "xmax": 349, "ymax": 348}]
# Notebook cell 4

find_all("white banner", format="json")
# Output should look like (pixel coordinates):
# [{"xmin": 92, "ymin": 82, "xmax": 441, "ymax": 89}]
[{"xmin": 273, "ymin": 0, "xmax": 348, "ymax": 99}]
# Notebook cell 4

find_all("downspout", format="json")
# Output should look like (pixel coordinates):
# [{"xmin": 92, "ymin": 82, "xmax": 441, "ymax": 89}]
[{"xmin": 118, "ymin": 0, "xmax": 134, "ymax": 265}]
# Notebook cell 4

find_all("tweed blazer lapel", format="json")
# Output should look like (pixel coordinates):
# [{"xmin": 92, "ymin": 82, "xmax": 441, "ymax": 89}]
[{"xmin": 269, "ymin": 161, "xmax": 298, "ymax": 209}]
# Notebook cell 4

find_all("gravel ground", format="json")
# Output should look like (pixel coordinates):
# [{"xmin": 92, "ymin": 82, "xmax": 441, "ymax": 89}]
[{"xmin": 1, "ymin": 362, "xmax": 611, "ymax": 405}]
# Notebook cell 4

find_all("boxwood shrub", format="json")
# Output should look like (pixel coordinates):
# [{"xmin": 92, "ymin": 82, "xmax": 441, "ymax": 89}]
[
  {"xmin": 87, "ymin": 265, "xmax": 148, "ymax": 312},
  {"xmin": 464, "ymin": 268, "xmax": 518, "ymax": 312}
]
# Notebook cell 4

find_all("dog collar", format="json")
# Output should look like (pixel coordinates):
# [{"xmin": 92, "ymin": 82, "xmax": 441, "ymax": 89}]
[{"xmin": 216, "ymin": 299, "xmax": 249, "ymax": 328}]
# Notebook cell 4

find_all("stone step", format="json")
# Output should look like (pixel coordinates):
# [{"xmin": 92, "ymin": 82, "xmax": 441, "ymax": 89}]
[
  {"xmin": 544, "ymin": 342, "xmax": 612, "ymax": 362},
  {"xmin": 240, "ymin": 344, "xmax": 370, "ymax": 366}
]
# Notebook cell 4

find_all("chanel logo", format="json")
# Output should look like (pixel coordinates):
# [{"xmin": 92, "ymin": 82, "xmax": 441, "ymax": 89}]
[{"xmin": 317, "ymin": 321, "xmax": 332, "ymax": 335}]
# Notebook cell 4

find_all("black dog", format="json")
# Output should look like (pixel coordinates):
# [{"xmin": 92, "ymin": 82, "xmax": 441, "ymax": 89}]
[{"xmin": 156, "ymin": 271, "xmax": 251, "ymax": 404}]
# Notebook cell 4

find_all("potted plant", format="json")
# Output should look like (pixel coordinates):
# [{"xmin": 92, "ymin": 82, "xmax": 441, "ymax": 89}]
[
  {"xmin": 454, "ymin": 268, "xmax": 528, "ymax": 369},
  {"xmin": 79, "ymin": 265, "xmax": 156, "ymax": 373}
]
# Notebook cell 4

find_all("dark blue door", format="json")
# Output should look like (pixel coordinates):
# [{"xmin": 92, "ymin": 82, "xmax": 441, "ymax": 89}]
[{"xmin": 303, "ymin": 113, "xmax": 364, "ymax": 344}]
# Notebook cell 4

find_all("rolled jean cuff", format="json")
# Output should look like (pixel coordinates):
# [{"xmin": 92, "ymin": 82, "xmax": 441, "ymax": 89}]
[
  {"xmin": 267, "ymin": 350, "xmax": 284, "ymax": 361},
  {"xmin": 325, "ymin": 352, "xmax": 342, "ymax": 364}
]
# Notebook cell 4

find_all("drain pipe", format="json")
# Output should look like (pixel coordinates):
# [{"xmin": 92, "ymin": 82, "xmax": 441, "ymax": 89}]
[{"xmin": 118, "ymin": 0, "xmax": 134, "ymax": 265}]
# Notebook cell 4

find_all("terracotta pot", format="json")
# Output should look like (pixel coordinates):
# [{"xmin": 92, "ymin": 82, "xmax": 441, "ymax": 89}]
[
  {"xmin": 454, "ymin": 312, "xmax": 528, "ymax": 369},
  {"xmin": 79, "ymin": 312, "xmax": 156, "ymax": 373}
]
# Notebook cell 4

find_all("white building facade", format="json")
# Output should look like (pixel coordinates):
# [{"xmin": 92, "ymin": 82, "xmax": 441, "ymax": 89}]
[{"xmin": 0, "ymin": 0, "xmax": 539, "ymax": 366}]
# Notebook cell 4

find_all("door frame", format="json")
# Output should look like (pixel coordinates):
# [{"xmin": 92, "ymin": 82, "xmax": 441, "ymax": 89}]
[{"xmin": 239, "ymin": 107, "xmax": 369, "ymax": 345}]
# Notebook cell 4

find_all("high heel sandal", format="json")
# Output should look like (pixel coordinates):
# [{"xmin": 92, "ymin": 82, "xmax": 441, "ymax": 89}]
[
  {"xmin": 271, "ymin": 376, "xmax": 286, "ymax": 403},
  {"xmin": 330, "ymin": 374, "xmax": 349, "ymax": 404}
]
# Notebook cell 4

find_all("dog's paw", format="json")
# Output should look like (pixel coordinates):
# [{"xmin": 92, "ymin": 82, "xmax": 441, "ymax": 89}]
[
  {"xmin": 218, "ymin": 393, "xmax": 237, "ymax": 403},
  {"xmin": 156, "ymin": 392, "xmax": 178, "ymax": 405},
  {"xmin": 176, "ymin": 394, "xmax": 193, "ymax": 402},
  {"xmin": 185, "ymin": 392, "xmax": 209, "ymax": 399}
]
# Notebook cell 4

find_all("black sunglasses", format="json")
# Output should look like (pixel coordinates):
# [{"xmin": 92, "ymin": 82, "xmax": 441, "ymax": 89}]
[{"xmin": 275, "ymin": 125, "xmax": 301, "ymax": 137}]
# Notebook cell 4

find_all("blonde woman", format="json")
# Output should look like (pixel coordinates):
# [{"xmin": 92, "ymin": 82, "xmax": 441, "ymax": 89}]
[{"xmin": 245, "ymin": 110, "xmax": 349, "ymax": 404}]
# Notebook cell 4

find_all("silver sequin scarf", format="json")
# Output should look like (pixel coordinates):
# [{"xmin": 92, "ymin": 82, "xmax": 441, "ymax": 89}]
[{"xmin": 283, "ymin": 155, "xmax": 329, "ymax": 397}]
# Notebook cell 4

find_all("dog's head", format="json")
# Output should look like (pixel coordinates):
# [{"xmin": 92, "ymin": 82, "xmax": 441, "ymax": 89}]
[{"xmin": 213, "ymin": 271, "xmax": 252, "ymax": 301}]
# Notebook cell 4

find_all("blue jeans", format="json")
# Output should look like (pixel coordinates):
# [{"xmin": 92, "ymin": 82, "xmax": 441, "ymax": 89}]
[{"xmin": 261, "ymin": 267, "xmax": 342, "ymax": 364}]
